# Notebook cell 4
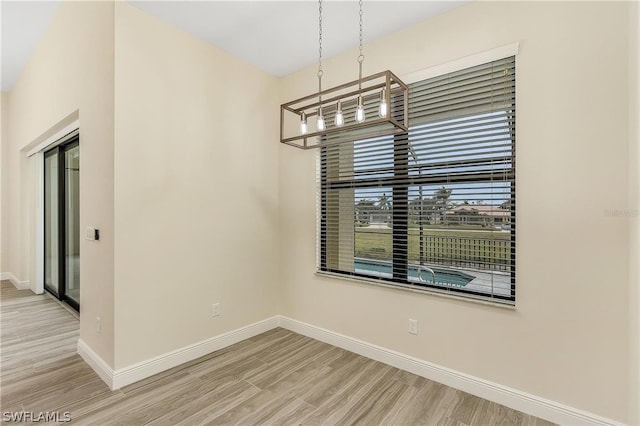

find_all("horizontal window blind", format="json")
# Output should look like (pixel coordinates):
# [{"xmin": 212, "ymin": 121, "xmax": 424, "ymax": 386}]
[{"xmin": 319, "ymin": 56, "xmax": 516, "ymax": 303}]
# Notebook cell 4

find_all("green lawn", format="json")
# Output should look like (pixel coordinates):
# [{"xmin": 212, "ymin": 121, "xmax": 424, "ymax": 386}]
[{"xmin": 355, "ymin": 226, "xmax": 511, "ymax": 270}]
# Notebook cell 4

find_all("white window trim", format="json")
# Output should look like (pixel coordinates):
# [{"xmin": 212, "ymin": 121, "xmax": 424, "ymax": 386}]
[
  {"xmin": 401, "ymin": 42, "xmax": 519, "ymax": 85},
  {"xmin": 316, "ymin": 43, "xmax": 520, "ymax": 307}
]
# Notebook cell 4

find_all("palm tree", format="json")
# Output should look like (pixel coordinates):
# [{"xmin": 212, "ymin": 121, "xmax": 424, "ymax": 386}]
[
  {"xmin": 432, "ymin": 186, "xmax": 452, "ymax": 223},
  {"xmin": 378, "ymin": 193, "xmax": 390, "ymax": 210},
  {"xmin": 378, "ymin": 193, "xmax": 391, "ymax": 223}
]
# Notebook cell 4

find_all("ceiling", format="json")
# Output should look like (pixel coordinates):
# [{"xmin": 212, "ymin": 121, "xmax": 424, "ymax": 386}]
[
  {"xmin": 1, "ymin": 1, "xmax": 467, "ymax": 91},
  {"xmin": 1, "ymin": 1, "xmax": 61, "ymax": 91}
]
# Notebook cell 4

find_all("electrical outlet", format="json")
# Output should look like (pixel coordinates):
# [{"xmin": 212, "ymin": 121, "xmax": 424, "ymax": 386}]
[
  {"xmin": 96, "ymin": 317, "xmax": 102, "ymax": 334},
  {"xmin": 211, "ymin": 303, "xmax": 220, "ymax": 317},
  {"xmin": 408, "ymin": 319, "xmax": 418, "ymax": 335}
]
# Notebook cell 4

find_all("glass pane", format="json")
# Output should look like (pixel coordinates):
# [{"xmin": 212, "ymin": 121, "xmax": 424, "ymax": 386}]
[
  {"xmin": 65, "ymin": 145, "xmax": 80, "ymax": 304},
  {"xmin": 354, "ymin": 187, "xmax": 393, "ymax": 278},
  {"xmin": 408, "ymin": 183, "xmax": 512, "ymax": 296},
  {"xmin": 44, "ymin": 152, "xmax": 59, "ymax": 294}
]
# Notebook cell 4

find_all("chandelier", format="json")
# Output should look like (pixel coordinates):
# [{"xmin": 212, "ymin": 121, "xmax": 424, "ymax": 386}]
[{"xmin": 280, "ymin": 0, "xmax": 408, "ymax": 150}]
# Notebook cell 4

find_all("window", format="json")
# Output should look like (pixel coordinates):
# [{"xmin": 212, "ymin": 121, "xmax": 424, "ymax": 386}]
[{"xmin": 319, "ymin": 57, "xmax": 516, "ymax": 303}]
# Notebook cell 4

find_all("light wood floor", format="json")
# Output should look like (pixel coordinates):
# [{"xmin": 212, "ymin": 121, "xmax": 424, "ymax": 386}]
[{"xmin": 0, "ymin": 280, "xmax": 553, "ymax": 425}]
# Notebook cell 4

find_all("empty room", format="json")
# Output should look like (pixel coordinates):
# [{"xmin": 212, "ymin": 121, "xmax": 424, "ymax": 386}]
[{"xmin": 1, "ymin": 1, "xmax": 639, "ymax": 424}]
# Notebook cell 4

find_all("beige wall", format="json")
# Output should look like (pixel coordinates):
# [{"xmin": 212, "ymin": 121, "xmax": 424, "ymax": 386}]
[
  {"xmin": 2, "ymin": 0, "xmax": 280, "ymax": 372},
  {"xmin": 112, "ymin": 3, "xmax": 281, "ymax": 368},
  {"xmin": 3, "ymin": 1, "xmax": 115, "ymax": 365},
  {"xmin": 279, "ymin": 1, "xmax": 633, "ymax": 422},
  {"xmin": 1, "ymin": 92, "xmax": 7, "ymax": 273},
  {"xmin": 629, "ymin": 2, "xmax": 640, "ymax": 424}
]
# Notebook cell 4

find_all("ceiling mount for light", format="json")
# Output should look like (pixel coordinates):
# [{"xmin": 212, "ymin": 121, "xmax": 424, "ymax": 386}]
[{"xmin": 280, "ymin": 0, "xmax": 408, "ymax": 150}]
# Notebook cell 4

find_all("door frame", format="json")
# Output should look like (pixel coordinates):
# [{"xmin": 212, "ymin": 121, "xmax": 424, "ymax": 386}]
[{"xmin": 28, "ymin": 120, "xmax": 80, "ymax": 296}]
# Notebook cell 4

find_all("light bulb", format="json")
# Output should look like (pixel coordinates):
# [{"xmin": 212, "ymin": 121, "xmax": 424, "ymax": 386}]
[
  {"xmin": 300, "ymin": 112, "xmax": 307, "ymax": 134},
  {"xmin": 335, "ymin": 101, "xmax": 344, "ymax": 127},
  {"xmin": 378, "ymin": 89, "xmax": 387, "ymax": 118},
  {"xmin": 355, "ymin": 96, "xmax": 365, "ymax": 123},
  {"xmin": 378, "ymin": 100, "xmax": 387, "ymax": 118},
  {"xmin": 317, "ymin": 108, "xmax": 325, "ymax": 131}
]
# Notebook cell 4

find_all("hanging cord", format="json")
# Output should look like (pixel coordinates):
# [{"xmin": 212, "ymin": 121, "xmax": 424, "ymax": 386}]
[
  {"xmin": 318, "ymin": 0, "xmax": 323, "ymax": 103},
  {"xmin": 357, "ymin": 0, "xmax": 364, "ymax": 91}
]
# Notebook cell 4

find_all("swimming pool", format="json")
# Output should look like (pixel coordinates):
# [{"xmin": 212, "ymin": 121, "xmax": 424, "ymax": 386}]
[{"xmin": 354, "ymin": 259, "xmax": 475, "ymax": 287}]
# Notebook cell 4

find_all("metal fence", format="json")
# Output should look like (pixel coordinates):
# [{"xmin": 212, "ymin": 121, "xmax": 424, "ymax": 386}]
[
  {"xmin": 355, "ymin": 230, "xmax": 511, "ymax": 272},
  {"xmin": 415, "ymin": 235, "xmax": 511, "ymax": 272}
]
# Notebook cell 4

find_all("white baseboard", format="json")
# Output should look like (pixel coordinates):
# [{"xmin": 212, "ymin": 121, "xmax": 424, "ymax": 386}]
[
  {"xmin": 111, "ymin": 316, "xmax": 280, "ymax": 389},
  {"xmin": 277, "ymin": 316, "xmax": 623, "ymax": 426},
  {"xmin": 76, "ymin": 314, "xmax": 622, "ymax": 425},
  {"xmin": 77, "ymin": 339, "xmax": 115, "ymax": 389},
  {"xmin": 1, "ymin": 272, "xmax": 30, "ymax": 290},
  {"xmin": 78, "ymin": 316, "xmax": 280, "ymax": 390}
]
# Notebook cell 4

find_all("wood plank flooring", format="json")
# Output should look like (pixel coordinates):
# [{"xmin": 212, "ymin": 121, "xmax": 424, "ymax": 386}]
[{"xmin": 0, "ymin": 280, "xmax": 554, "ymax": 425}]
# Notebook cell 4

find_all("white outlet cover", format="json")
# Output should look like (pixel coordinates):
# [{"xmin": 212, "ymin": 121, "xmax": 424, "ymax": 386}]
[{"xmin": 408, "ymin": 319, "xmax": 418, "ymax": 335}]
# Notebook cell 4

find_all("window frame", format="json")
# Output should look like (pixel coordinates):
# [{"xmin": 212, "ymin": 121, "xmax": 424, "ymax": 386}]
[{"xmin": 318, "ymin": 57, "xmax": 516, "ymax": 305}]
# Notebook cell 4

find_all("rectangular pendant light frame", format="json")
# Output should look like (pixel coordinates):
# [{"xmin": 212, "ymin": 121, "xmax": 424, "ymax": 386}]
[{"xmin": 280, "ymin": 70, "xmax": 408, "ymax": 150}]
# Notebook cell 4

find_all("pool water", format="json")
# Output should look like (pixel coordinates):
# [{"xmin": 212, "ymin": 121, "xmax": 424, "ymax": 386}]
[{"xmin": 354, "ymin": 259, "xmax": 474, "ymax": 287}]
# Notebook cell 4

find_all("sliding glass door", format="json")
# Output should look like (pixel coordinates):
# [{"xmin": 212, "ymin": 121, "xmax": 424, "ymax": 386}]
[{"xmin": 44, "ymin": 137, "xmax": 80, "ymax": 311}]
